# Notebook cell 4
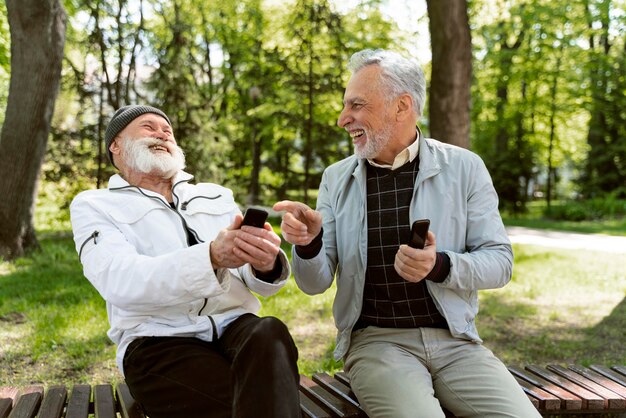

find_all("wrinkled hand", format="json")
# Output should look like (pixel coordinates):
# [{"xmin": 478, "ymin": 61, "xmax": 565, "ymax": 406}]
[
  {"xmin": 210, "ymin": 214, "xmax": 282, "ymax": 272},
  {"xmin": 272, "ymin": 200, "xmax": 322, "ymax": 246},
  {"xmin": 394, "ymin": 231, "xmax": 437, "ymax": 282}
]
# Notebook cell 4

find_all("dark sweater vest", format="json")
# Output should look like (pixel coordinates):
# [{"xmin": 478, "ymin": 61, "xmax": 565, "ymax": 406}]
[{"xmin": 357, "ymin": 157, "xmax": 446, "ymax": 329}]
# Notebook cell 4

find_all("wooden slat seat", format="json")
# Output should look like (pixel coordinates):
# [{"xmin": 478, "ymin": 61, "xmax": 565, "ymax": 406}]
[{"xmin": 1, "ymin": 365, "xmax": 625, "ymax": 417}]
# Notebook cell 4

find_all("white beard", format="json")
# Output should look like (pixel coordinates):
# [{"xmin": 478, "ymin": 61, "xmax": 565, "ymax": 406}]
[
  {"xmin": 121, "ymin": 136, "xmax": 186, "ymax": 178},
  {"xmin": 354, "ymin": 124, "xmax": 393, "ymax": 160}
]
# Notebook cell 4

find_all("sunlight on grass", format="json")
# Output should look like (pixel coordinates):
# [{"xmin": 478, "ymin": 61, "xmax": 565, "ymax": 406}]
[{"xmin": 478, "ymin": 244, "xmax": 626, "ymax": 366}]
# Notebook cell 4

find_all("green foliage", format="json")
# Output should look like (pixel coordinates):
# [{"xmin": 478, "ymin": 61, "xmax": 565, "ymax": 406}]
[
  {"xmin": 502, "ymin": 199, "xmax": 626, "ymax": 235},
  {"xmin": 471, "ymin": 0, "xmax": 625, "ymax": 210},
  {"xmin": 44, "ymin": 0, "xmax": 401, "ymax": 210},
  {"xmin": 544, "ymin": 197, "xmax": 626, "ymax": 221},
  {"xmin": 0, "ymin": 1, "xmax": 9, "ymax": 71},
  {"xmin": 0, "ymin": 1, "xmax": 9, "ymax": 126},
  {"xmin": 28, "ymin": 0, "xmax": 626, "ymax": 221}
]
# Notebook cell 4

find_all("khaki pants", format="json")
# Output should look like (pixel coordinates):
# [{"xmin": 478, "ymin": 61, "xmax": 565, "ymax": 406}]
[{"xmin": 345, "ymin": 326, "xmax": 541, "ymax": 418}]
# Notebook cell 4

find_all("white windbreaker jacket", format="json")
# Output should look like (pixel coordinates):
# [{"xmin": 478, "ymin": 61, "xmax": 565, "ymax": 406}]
[
  {"xmin": 292, "ymin": 135, "xmax": 513, "ymax": 361},
  {"xmin": 70, "ymin": 171, "xmax": 290, "ymax": 374}
]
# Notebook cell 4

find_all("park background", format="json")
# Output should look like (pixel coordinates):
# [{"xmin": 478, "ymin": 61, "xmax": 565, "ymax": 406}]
[{"xmin": 0, "ymin": 0, "xmax": 624, "ymax": 386}]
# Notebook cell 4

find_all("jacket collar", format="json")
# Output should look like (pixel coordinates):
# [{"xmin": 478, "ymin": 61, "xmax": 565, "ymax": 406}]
[
  {"xmin": 108, "ymin": 170, "xmax": 194, "ymax": 190},
  {"xmin": 352, "ymin": 127, "xmax": 441, "ymax": 183}
]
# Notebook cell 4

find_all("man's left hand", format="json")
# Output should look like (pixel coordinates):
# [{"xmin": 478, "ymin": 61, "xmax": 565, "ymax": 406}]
[
  {"xmin": 394, "ymin": 231, "xmax": 437, "ymax": 282},
  {"xmin": 234, "ymin": 217, "xmax": 282, "ymax": 273},
  {"xmin": 210, "ymin": 215, "xmax": 282, "ymax": 273}
]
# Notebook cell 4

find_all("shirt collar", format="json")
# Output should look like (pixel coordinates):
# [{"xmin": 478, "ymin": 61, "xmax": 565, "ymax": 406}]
[{"xmin": 367, "ymin": 128, "xmax": 420, "ymax": 170}]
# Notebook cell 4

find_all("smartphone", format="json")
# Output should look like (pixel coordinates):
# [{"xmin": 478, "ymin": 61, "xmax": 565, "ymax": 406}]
[
  {"xmin": 241, "ymin": 207, "xmax": 269, "ymax": 228},
  {"xmin": 409, "ymin": 219, "xmax": 430, "ymax": 249}
]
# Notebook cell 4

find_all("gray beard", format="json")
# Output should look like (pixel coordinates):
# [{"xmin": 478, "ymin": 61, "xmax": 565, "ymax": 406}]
[
  {"xmin": 354, "ymin": 125, "xmax": 392, "ymax": 160},
  {"xmin": 121, "ymin": 136, "xmax": 186, "ymax": 178}
]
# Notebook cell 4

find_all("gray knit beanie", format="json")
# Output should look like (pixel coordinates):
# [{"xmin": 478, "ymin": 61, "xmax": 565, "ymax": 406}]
[{"xmin": 104, "ymin": 105, "xmax": 171, "ymax": 166}]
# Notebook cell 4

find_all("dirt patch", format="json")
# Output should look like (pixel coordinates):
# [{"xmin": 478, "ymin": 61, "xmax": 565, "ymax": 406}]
[{"xmin": 291, "ymin": 320, "xmax": 336, "ymax": 362}]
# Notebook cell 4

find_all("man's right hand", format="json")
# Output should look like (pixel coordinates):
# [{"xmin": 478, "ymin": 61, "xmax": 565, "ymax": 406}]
[{"xmin": 272, "ymin": 200, "xmax": 322, "ymax": 246}]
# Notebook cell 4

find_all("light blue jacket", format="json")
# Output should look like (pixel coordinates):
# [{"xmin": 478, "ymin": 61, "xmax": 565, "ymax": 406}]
[{"xmin": 292, "ymin": 135, "xmax": 513, "ymax": 360}]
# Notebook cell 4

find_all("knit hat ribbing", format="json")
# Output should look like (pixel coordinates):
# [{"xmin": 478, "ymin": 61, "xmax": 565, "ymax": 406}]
[{"xmin": 104, "ymin": 105, "xmax": 171, "ymax": 166}]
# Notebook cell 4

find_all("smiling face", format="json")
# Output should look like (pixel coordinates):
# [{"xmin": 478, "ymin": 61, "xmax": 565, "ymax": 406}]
[
  {"xmin": 337, "ymin": 64, "xmax": 418, "ymax": 165},
  {"xmin": 337, "ymin": 65, "xmax": 397, "ymax": 162},
  {"xmin": 110, "ymin": 113, "xmax": 185, "ymax": 179}
]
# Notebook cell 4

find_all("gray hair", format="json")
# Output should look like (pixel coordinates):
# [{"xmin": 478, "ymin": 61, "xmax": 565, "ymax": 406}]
[{"xmin": 347, "ymin": 49, "xmax": 426, "ymax": 118}]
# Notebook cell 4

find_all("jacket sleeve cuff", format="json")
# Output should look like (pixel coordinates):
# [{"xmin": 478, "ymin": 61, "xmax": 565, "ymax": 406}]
[
  {"xmin": 295, "ymin": 228, "xmax": 324, "ymax": 259},
  {"xmin": 254, "ymin": 257, "xmax": 283, "ymax": 283},
  {"xmin": 424, "ymin": 252, "xmax": 451, "ymax": 283}
]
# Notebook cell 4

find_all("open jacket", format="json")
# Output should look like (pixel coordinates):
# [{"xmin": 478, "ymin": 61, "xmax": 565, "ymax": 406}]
[
  {"xmin": 292, "ymin": 135, "xmax": 513, "ymax": 360},
  {"xmin": 70, "ymin": 171, "xmax": 290, "ymax": 374}
]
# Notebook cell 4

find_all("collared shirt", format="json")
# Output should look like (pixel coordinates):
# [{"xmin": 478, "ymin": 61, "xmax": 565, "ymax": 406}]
[{"xmin": 367, "ymin": 129, "xmax": 420, "ymax": 170}]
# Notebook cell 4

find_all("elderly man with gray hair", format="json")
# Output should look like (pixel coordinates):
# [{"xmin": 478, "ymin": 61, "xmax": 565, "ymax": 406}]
[
  {"xmin": 70, "ymin": 105, "xmax": 300, "ymax": 418},
  {"xmin": 274, "ymin": 49, "xmax": 540, "ymax": 417}
]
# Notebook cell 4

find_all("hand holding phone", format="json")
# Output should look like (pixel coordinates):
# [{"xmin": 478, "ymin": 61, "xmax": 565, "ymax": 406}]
[
  {"xmin": 409, "ymin": 219, "xmax": 430, "ymax": 249},
  {"xmin": 241, "ymin": 208, "xmax": 269, "ymax": 228}
]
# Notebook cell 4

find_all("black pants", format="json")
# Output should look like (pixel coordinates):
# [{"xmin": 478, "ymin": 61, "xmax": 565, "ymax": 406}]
[{"xmin": 123, "ymin": 314, "xmax": 301, "ymax": 418}]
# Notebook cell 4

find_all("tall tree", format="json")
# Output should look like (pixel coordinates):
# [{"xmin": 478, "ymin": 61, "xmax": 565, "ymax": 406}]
[
  {"xmin": 426, "ymin": 0, "xmax": 472, "ymax": 148},
  {"xmin": 0, "ymin": 0, "xmax": 66, "ymax": 260},
  {"xmin": 581, "ymin": 0, "xmax": 626, "ymax": 198}
]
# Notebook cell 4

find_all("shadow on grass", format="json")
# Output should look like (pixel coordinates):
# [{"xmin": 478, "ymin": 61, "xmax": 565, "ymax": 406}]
[
  {"xmin": 583, "ymin": 297, "xmax": 626, "ymax": 364},
  {"xmin": 479, "ymin": 293, "xmax": 626, "ymax": 366}
]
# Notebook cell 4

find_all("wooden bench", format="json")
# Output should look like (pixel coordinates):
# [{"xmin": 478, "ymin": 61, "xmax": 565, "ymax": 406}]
[{"xmin": 2, "ymin": 365, "xmax": 626, "ymax": 417}]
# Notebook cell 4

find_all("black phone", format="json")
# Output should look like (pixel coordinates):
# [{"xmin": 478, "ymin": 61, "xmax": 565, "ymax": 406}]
[
  {"xmin": 241, "ymin": 207, "xmax": 268, "ymax": 228},
  {"xmin": 409, "ymin": 219, "xmax": 430, "ymax": 249}
]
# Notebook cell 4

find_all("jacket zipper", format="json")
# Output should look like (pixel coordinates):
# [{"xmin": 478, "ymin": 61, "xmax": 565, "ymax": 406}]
[
  {"xmin": 78, "ymin": 230, "xmax": 100, "ymax": 261},
  {"xmin": 111, "ymin": 180, "xmax": 218, "ymax": 335},
  {"xmin": 180, "ymin": 194, "xmax": 222, "ymax": 210},
  {"xmin": 111, "ymin": 183, "xmax": 204, "ymax": 246},
  {"xmin": 208, "ymin": 315, "xmax": 219, "ymax": 340}
]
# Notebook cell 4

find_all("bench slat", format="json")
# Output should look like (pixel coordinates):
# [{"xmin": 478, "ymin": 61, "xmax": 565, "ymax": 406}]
[
  {"xmin": 548, "ymin": 365, "xmax": 626, "ymax": 410},
  {"xmin": 509, "ymin": 366, "xmax": 583, "ymax": 410},
  {"xmin": 0, "ymin": 398, "xmax": 13, "ymax": 418},
  {"xmin": 65, "ymin": 385, "xmax": 91, "ymax": 418},
  {"xmin": 37, "ymin": 386, "xmax": 67, "ymax": 418},
  {"xmin": 2, "ymin": 364, "xmax": 626, "ymax": 417},
  {"xmin": 312, "ymin": 373, "xmax": 360, "ymax": 409},
  {"xmin": 334, "ymin": 372, "xmax": 351, "ymax": 388},
  {"xmin": 0, "ymin": 388, "xmax": 18, "ymax": 406},
  {"xmin": 612, "ymin": 366, "xmax": 626, "ymax": 379},
  {"xmin": 299, "ymin": 392, "xmax": 333, "ymax": 418},
  {"xmin": 7, "ymin": 391, "xmax": 42, "ymax": 418},
  {"xmin": 94, "ymin": 385, "xmax": 116, "ymax": 418},
  {"xmin": 115, "ymin": 383, "xmax": 146, "ymax": 418},
  {"xmin": 590, "ymin": 365, "xmax": 626, "ymax": 388},
  {"xmin": 526, "ymin": 365, "xmax": 605, "ymax": 410},
  {"xmin": 526, "ymin": 365, "xmax": 606, "ymax": 411},
  {"xmin": 512, "ymin": 375, "xmax": 559, "ymax": 411},
  {"xmin": 568, "ymin": 365, "xmax": 626, "ymax": 398},
  {"xmin": 300, "ymin": 375, "xmax": 363, "ymax": 418}
]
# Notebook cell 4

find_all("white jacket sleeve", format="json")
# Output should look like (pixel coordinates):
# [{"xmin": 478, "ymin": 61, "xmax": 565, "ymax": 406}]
[{"xmin": 71, "ymin": 194, "xmax": 228, "ymax": 310}]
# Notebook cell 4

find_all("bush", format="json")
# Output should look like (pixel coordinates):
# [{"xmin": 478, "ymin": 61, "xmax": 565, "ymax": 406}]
[{"xmin": 544, "ymin": 197, "xmax": 626, "ymax": 221}]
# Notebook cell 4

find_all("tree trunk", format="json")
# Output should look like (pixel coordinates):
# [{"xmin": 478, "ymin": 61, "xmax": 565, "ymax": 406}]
[
  {"xmin": 0, "ymin": 0, "xmax": 66, "ymax": 260},
  {"xmin": 426, "ymin": 0, "xmax": 472, "ymax": 148}
]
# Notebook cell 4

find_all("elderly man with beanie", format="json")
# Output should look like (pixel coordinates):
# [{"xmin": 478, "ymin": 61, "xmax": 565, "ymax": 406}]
[{"xmin": 70, "ymin": 105, "xmax": 301, "ymax": 418}]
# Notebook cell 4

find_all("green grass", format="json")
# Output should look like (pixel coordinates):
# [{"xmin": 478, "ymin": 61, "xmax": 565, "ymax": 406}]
[
  {"xmin": 479, "ymin": 244, "xmax": 626, "ymax": 366},
  {"xmin": 1, "ymin": 227, "xmax": 624, "ymax": 386},
  {"xmin": 502, "ymin": 216, "xmax": 626, "ymax": 236},
  {"xmin": 0, "ymin": 236, "xmax": 119, "ymax": 385},
  {"xmin": 502, "ymin": 200, "xmax": 626, "ymax": 236}
]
